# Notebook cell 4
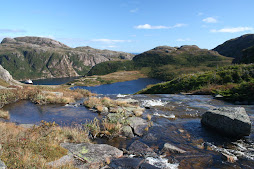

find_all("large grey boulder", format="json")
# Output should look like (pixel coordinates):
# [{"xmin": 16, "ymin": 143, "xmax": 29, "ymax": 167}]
[
  {"xmin": 61, "ymin": 143, "xmax": 123, "ymax": 168},
  {"xmin": 201, "ymin": 107, "xmax": 251, "ymax": 138},
  {"xmin": 128, "ymin": 140, "xmax": 157, "ymax": 157},
  {"xmin": 0, "ymin": 65, "xmax": 21, "ymax": 85}
]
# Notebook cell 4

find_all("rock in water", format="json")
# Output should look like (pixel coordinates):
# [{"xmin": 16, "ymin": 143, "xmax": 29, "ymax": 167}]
[{"xmin": 201, "ymin": 107, "xmax": 251, "ymax": 138}]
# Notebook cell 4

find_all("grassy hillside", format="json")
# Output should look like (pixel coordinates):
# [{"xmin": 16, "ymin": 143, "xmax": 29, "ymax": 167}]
[
  {"xmin": 88, "ymin": 45, "xmax": 233, "ymax": 81},
  {"xmin": 239, "ymin": 46, "xmax": 254, "ymax": 63},
  {"xmin": 137, "ymin": 64, "xmax": 254, "ymax": 101},
  {"xmin": 87, "ymin": 60, "xmax": 136, "ymax": 76}
]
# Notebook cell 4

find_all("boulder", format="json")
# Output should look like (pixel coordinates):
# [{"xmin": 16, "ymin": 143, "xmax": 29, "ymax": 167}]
[
  {"xmin": 61, "ymin": 143, "xmax": 123, "ymax": 168},
  {"xmin": 162, "ymin": 143, "xmax": 186, "ymax": 154},
  {"xmin": 128, "ymin": 140, "xmax": 157, "ymax": 157},
  {"xmin": 128, "ymin": 117, "xmax": 148, "ymax": 136},
  {"xmin": 0, "ymin": 159, "xmax": 6, "ymax": 169},
  {"xmin": 109, "ymin": 158, "xmax": 144, "ymax": 169},
  {"xmin": 122, "ymin": 126, "xmax": 134, "ymax": 138},
  {"xmin": 201, "ymin": 107, "xmax": 251, "ymax": 138}
]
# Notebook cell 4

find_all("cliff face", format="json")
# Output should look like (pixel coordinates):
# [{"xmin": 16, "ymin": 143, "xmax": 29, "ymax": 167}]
[
  {"xmin": 213, "ymin": 34, "xmax": 254, "ymax": 63},
  {"xmin": 0, "ymin": 36, "xmax": 134, "ymax": 80},
  {"xmin": 0, "ymin": 65, "xmax": 20, "ymax": 85}
]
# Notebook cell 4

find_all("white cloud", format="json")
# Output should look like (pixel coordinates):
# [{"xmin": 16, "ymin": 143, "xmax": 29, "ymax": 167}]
[
  {"xmin": 176, "ymin": 38, "xmax": 192, "ymax": 42},
  {"xmin": 202, "ymin": 17, "xmax": 217, "ymax": 23},
  {"xmin": 0, "ymin": 29, "xmax": 27, "ymax": 33},
  {"xmin": 130, "ymin": 8, "xmax": 139, "ymax": 13},
  {"xmin": 211, "ymin": 27, "xmax": 253, "ymax": 33},
  {"xmin": 91, "ymin": 39, "xmax": 132, "ymax": 44},
  {"xmin": 134, "ymin": 23, "xmax": 187, "ymax": 29}
]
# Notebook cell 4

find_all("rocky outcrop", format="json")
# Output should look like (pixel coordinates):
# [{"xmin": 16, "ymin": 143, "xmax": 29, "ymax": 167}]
[
  {"xmin": 0, "ymin": 65, "xmax": 21, "ymax": 85},
  {"xmin": 201, "ymin": 107, "xmax": 251, "ymax": 138},
  {"xmin": 0, "ymin": 36, "xmax": 134, "ymax": 80},
  {"xmin": 213, "ymin": 34, "xmax": 254, "ymax": 63},
  {"xmin": 60, "ymin": 143, "xmax": 123, "ymax": 168},
  {"xmin": 128, "ymin": 140, "xmax": 157, "ymax": 157}
]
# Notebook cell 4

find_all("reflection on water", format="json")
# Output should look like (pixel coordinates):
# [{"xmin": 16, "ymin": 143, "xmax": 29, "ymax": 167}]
[{"xmin": 71, "ymin": 78, "xmax": 162, "ymax": 94}]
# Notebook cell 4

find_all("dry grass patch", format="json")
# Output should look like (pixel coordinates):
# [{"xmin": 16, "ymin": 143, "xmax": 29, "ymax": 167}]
[
  {"xmin": 0, "ymin": 121, "xmax": 90, "ymax": 168},
  {"xmin": 0, "ymin": 109, "xmax": 9, "ymax": 119}
]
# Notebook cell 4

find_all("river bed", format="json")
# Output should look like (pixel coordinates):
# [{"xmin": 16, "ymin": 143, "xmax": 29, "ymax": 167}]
[{"xmin": 2, "ymin": 78, "xmax": 254, "ymax": 168}]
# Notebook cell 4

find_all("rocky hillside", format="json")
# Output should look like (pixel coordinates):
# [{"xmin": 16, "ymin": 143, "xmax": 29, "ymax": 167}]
[
  {"xmin": 0, "ymin": 37, "xmax": 134, "ymax": 80},
  {"xmin": 239, "ymin": 46, "xmax": 254, "ymax": 63},
  {"xmin": 213, "ymin": 34, "xmax": 254, "ymax": 63}
]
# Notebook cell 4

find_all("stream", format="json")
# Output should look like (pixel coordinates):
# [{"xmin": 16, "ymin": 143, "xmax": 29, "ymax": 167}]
[{"xmin": 3, "ymin": 78, "xmax": 254, "ymax": 168}]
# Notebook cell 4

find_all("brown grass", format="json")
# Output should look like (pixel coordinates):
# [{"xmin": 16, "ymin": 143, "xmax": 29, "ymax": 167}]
[
  {"xmin": 0, "ymin": 109, "xmax": 9, "ymax": 119},
  {"xmin": 0, "ymin": 121, "xmax": 90, "ymax": 168}
]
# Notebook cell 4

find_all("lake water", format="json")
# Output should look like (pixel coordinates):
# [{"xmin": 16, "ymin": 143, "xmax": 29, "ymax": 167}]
[
  {"xmin": 21, "ymin": 76, "xmax": 80, "ymax": 85},
  {"xmin": 71, "ymin": 78, "xmax": 162, "ymax": 94}
]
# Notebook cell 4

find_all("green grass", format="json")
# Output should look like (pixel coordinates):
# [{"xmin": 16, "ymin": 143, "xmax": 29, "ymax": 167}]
[{"xmin": 138, "ymin": 64, "xmax": 254, "ymax": 102}]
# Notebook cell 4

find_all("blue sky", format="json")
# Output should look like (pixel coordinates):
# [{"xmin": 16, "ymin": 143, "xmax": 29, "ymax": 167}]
[{"xmin": 0, "ymin": 0, "xmax": 254, "ymax": 53}]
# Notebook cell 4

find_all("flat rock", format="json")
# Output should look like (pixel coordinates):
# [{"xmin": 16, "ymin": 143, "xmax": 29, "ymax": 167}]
[
  {"xmin": 162, "ymin": 143, "xmax": 186, "ymax": 154},
  {"xmin": 128, "ymin": 140, "xmax": 157, "ymax": 157},
  {"xmin": 109, "ymin": 157, "xmax": 144, "ymax": 169},
  {"xmin": 47, "ymin": 155, "xmax": 74, "ymax": 167},
  {"xmin": 128, "ymin": 117, "xmax": 148, "ymax": 136},
  {"xmin": 0, "ymin": 159, "xmax": 6, "ymax": 169},
  {"xmin": 61, "ymin": 143, "xmax": 123, "ymax": 168},
  {"xmin": 201, "ymin": 107, "xmax": 251, "ymax": 138}
]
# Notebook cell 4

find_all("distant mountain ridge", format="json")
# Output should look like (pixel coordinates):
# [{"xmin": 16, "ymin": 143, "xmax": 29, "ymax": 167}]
[
  {"xmin": 0, "ymin": 36, "xmax": 134, "ymax": 80},
  {"xmin": 213, "ymin": 34, "xmax": 254, "ymax": 63}
]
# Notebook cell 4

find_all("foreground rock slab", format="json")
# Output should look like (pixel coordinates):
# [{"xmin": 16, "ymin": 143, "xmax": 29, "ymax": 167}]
[
  {"xmin": 201, "ymin": 107, "xmax": 251, "ymax": 138},
  {"xmin": 128, "ymin": 140, "xmax": 157, "ymax": 157},
  {"xmin": 162, "ymin": 143, "xmax": 187, "ymax": 154},
  {"xmin": 61, "ymin": 143, "xmax": 123, "ymax": 168},
  {"xmin": 128, "ymin": 116, "xmax": 148, "ymax": 136}
]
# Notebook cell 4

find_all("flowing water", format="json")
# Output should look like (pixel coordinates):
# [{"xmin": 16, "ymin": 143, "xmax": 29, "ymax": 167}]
[{"xmin": 3, "ymin": 78, "xmax": 254, "ymax": 168}]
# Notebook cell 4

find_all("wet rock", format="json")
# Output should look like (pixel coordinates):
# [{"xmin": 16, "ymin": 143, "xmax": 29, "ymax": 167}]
[
  {"xmin": 128, "ymin": 116, "xmax": 148, "ymax": 136},
  {"xmin": 0, "ymin": 159, "xmax": 6, "ymax": 169},
  {"xmin": 61, "ymin": 143, "xmax": 123, "ymax": 168},
  {"xmin": 142, "ymin": 133, "xmax": 158, "ymax": 142},
  {"xmin": 122, "ymin": 126, "xmax": 134, "ymax": 138},
  {"xmin": 201, "ymin": 107, "xmax": 251, "ymax": 138},
  {"xmin": 116, "ymin": 98, "xmax": 139, "ymax": 105},
  {"xmin": 109, "ymin": 157, "xmax": 144, "ymax": 169},
  {"xmin": 162, "ymin": 143, "xmax": 186, "ymax": 154},
  {"xmin": 140, "ymin": 162, "xmax": 160, "ymax": 169},
  {"xmin": 128, "ymin": 140, "xmax": 157, "ymax": 157},
  {"xmin": 221, "ymin": 153, "xmax": 237, "ymax": 163},
  {"xmin": 214, "ymin": 94, "xmax": 223, "ymax": 99}
]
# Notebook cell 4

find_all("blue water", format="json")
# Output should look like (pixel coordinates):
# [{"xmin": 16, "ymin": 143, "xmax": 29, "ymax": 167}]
[
  {"xmin": 21, "ymin": 76, "xmax": 80, "ymax": 85},
  {"xmin": 71, "ymin": 78, "xmax": 162, "ymax": 94}
]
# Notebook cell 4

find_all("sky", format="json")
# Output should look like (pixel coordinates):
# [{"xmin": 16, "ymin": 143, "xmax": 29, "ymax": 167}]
[{"xmin": 0, "ymin": 0, "xmax": 254, "ymax": 53}]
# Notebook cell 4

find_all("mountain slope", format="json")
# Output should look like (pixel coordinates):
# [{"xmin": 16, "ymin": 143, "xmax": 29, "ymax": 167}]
[
  {"xmin": 0, "ymin": 37, "xmax": 134, "ymax": 80},
  {"xmin": 213, "ymin": 34, "xmax": 254, "ymax": 63}
]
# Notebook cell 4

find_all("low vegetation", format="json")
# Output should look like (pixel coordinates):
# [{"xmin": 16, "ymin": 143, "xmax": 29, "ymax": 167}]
[
  {"xmin": 138, "ymin": 64, "xmax": 254, "ymax": 102},
  {"xmin": 68, "ymin": 71, "xmax": 146, "ymax": 86},
  {"xmin": 0, "ymin": 120, "xmax": 89, "ymax": 168},
  {"xmin": 0, "ymin": 85, "xmax": 94, "ymax": 108}
]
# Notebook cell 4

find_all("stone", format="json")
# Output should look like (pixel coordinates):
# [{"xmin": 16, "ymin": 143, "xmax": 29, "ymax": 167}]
[
  {"xmin": 162, "ymin": 143, "xmax": 186, "ymax": 154},
  {"xmin": 122, "ymin": 126, "xmax": 134, "ymax": 138},
  {"xmin": 116, "ymin": 98, "xmax": 139, "ymax": 105},
  {"xmin": 214, "ymin": 94, "xmax": 223, "ymax": 99},
  {"xmin": 0, "ymin": 159, "xmax": 6, "ymax": 169},
  {"xmin": 61, "ymin": 143, "xmax": 123, "ymax": 168},
  {"xmin": 46, "ymin": 155, "xmax": 74, "ymax": 167},
  {"xmin": 221, "ymin": 153, "xmax": 237, "ymax": 163},
  {"xmin": 142, "ymin": 133, "xmax": 158, "ymax": 142},
  {"xmin": 201, "ymin": 107, "xmax": 251, "ymax": 138},
  {"xmin": 109, "ymin": 157, "xmax": 144, "ymax": 169},
  {"xmin": 140, "ymin": 162, "xmax": 160, "ymax": 169},
  {"xmin": 128, "ymin": 117, "xmax": 148, "ymax": 136},
  {"xmin": 128, "ymin": 140, "xmax": 157, "ymax": 157}
]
